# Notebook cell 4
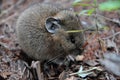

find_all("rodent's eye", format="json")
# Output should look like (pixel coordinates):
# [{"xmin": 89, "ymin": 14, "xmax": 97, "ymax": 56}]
[{"xmin": 70, "ymin": 35, "xmax": 75, "ymax": 43}]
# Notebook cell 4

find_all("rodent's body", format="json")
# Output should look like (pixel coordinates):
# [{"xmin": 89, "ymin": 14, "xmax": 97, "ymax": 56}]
[{"xmin": 16, "ymin": 3, "xmax": 84, "ymax": 62}]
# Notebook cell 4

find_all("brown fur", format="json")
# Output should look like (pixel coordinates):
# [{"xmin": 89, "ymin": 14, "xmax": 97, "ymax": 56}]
[{"xmin": 16, "ymin": 3, "xmax": 84, "ymax": 62}]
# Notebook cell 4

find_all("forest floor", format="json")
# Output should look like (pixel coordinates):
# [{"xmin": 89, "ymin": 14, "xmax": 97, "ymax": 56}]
[{"xmin": 0, "ymin": 0, "xmax": 120, "ymax": 80}]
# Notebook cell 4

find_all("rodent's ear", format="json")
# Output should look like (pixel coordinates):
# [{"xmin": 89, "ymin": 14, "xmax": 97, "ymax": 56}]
[{"xmin": 45, "ymin": 17, "xmax": 61, "ymax": 33}]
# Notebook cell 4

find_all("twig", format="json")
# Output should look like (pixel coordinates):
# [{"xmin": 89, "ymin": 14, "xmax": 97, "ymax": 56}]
[
  {"xmin": 102, "ymin": 31, "xmax": 120, "ymax": 39},
  {"xmin": 0, "ymin": 0, "xmax": 25, "ymax": 18},
  {"xmin": 81, "ymin": 13, "xmax": 120, "ymax": 25},
  {"xmin": 96, "ymin": 14, "xmax": 120, "ymax": 25},
  {"xmin": 94, "ymin": 0, "xmax": 103, "ymax": 52},
  {"xmin": 0, "ymin": 12, "xmax": 19, "ymax": 25},
  {"xmin": 31, "ymin": 61, "xmax": 44, "ymax": 80},
  {"xmin": 0, "ymin": 42, "xmax": 9, "ymax": 50}
]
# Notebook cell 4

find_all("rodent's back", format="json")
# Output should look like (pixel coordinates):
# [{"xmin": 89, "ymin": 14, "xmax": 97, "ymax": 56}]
[{"xmin": 17, "ymin": 3, "xmax": 63, "ymax": 32}]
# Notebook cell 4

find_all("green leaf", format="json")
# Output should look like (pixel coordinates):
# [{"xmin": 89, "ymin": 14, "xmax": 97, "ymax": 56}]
[
  {"xmin": 87, "ymin": 9, "xmax": 95, "ymax": 15},
  {"xmin": 73, "ymin": 3, "xmax": 92, "ymax": 6},
  {"xmin": 99, "ymin": 1, "xmax": 120, "ymax": 11},
  {"xmin": 72, "ymin": 0, "xmax": 92, "ymax": 6},
  {"xmin": 79, "ymin": 9, "xmax": 95, "ymax": 16}
]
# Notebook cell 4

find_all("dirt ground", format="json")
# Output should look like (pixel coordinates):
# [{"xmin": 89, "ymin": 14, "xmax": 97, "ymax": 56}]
[{"xmin": 0, "ymin": 0, "xmax": 120, "ymax": 80}]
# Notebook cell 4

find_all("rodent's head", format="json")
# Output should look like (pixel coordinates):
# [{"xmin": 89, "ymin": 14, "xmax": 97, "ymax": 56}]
[
  {"xmin": 45, "ymin": 10, "xmax": 84, "ymax": 53},
  {"xmin": 45, "ymin": 10, "xmax": 81, "ymax": 33}
]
